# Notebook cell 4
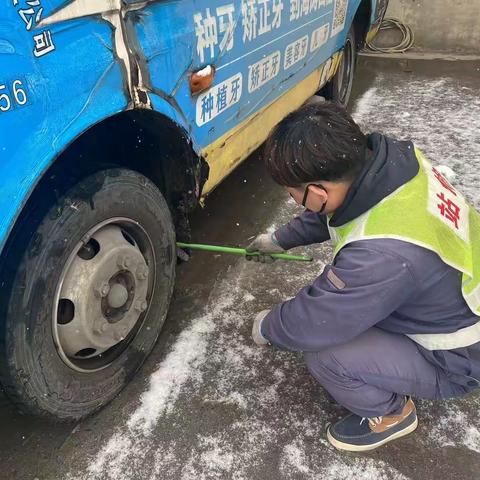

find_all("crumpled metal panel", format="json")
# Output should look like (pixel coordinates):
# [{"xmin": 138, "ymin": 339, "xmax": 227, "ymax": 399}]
[{"xmin": 0, "ymin": 0, "xmax": 128, "ymax": 250}]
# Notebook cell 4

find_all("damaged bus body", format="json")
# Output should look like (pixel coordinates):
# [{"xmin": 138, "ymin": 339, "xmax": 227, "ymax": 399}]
[{"xmin": 0, "ymin": 0, "xmax": 387, "ymax": 419}]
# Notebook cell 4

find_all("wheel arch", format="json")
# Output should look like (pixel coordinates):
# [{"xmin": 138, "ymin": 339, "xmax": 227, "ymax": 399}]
[
  {"xmin": 352, "ymin": 0, "xmax": 374, "ymax": 50},
  {"xmin": 1, "ymin": 109, "xmax": 209, "ymax": 266}
]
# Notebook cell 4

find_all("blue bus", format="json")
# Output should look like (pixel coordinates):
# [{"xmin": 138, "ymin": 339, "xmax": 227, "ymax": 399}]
[{"xmin": 0, "ymin": 0, "xmax": 387, "ymax": 419}]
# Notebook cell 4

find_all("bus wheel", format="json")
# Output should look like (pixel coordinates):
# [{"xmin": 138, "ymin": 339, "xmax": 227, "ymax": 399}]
[
  {"xmin": 0, "ymin": 169, "xmax": 175, "ymax": 420},
  {"xmin": 323, "ymin": 26, "xmax": 357, "ymax": 107}
]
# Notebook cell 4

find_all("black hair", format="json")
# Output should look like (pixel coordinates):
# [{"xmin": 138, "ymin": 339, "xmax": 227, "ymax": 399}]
[{"xmin": 264, "ymin": 101, "xmax": 368, "ymax": 187}]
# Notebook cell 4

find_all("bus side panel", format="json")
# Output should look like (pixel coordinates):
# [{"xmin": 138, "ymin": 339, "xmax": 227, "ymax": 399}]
[
  {"xmin": 135, "ymin": 0, "xmax": 364, "ymax": 193},
  {"xmin": 137, "ymin": 0, "xmax": 362, "ymax": 151}
]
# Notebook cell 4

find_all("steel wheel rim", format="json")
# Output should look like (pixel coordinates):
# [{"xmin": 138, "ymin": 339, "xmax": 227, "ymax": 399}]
[{"xmin": 52, "ymin": 217, "xmax": 156, "ymax": 373}]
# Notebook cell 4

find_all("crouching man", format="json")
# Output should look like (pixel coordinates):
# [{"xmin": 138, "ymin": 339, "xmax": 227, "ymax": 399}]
[{"xmin": 247, "ymin": 101, "xmax": 480, "ymax": 451}]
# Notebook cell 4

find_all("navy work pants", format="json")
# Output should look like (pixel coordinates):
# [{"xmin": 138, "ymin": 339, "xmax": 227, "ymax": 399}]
[{"xmin": 304, "ymin": 327, "xmax": 467, "ymax": 418}]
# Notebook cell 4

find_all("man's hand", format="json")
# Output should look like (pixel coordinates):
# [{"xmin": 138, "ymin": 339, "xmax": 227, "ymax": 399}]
[
  {"xmin": 246, "ymin": 233, "xmax": 285, "ymax": 263},
  {"xmin": 252, "ymin": 310, "xmax": 270, "ymax": 346}
]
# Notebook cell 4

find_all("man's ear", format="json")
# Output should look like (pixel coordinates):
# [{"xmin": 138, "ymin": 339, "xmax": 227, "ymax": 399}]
[{"xmin": 309, "ymin": 184, "xmax": 328, "ymax": 202}]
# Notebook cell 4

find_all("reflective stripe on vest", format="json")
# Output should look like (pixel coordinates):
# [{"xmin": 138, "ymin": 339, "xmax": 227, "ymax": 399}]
[
  {"xmin": 328, "ymin": 149, "xmax": 480, "ymax": 351},
  {"xmin": 406, "ymin": 323, "xmax": 480, "ymax": 351}
]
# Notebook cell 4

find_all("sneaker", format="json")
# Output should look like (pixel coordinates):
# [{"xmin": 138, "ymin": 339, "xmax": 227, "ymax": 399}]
[{"xmin": 326, "ymin": 397, "xmax": 418, "ymax": 452}]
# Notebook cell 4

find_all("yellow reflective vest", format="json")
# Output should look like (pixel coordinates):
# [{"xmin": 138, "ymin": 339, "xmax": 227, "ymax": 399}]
[{"xmin": 327, "ymin": 150, "xmax": 480, "ymax": 350}]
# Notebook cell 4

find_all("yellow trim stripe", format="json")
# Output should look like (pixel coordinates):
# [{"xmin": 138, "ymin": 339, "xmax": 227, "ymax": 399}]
[{"xmin": 201, "ymin": 52, "xmax": 342, "ymax": 197}]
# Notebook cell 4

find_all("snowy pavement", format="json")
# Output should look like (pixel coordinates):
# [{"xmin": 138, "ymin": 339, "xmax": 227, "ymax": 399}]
[{"xmin": 2, "ymin": 58, "xmax": 480, "ymax": 480}]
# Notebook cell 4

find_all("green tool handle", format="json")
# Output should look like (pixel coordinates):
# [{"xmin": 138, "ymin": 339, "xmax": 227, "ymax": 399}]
[{"xmin": 177, "ymin": 242, "xmax": 313, "ymax": 262}]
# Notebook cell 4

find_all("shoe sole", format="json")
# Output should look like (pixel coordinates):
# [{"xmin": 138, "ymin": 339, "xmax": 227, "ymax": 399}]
[{"xmin": 326, "ymin": 417, "xmax": 418, "ymax": 452}]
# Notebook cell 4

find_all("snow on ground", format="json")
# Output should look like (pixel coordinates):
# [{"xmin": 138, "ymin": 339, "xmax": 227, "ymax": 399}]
[
  {"xmin": 67, "ymin": 71, "xmax": 480, "ymax": 480},
  {"xmin": 424, "ymin": 397, "xmax": 480, "ymax": 453}
]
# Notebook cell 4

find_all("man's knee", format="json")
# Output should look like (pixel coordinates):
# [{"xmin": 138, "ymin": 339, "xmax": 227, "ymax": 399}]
[
  {"xmin": 305, "ymin": 329, "xmax": 395, "ymax": 380},
  {"xmin": 304, "ymin": 348, "xmax": 347, "ymax": 379}
]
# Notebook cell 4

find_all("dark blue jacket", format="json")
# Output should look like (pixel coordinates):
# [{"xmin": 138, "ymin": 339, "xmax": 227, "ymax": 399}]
[{"xmin": 263, "ymin": 133, "xmax": 480, "ymax": 390}]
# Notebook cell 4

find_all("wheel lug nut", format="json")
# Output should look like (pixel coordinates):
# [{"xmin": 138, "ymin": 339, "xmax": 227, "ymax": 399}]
[
  {"xmin": 135, "ymin": 300, "xmax": 148, "ymax": 312},
  {"xmin": 117, "ymin": 256, "xmax": 132, "ymax": 270},
  {"xmin": 94, "ymin": 323, "xmax": 109, "ymax": 334},
  {"xmin": 95, "ymin": 282, "xmax": 110, "ymax": 298},
  {"xmin": 136, "ymin": 265, "xmax": 149, "ymax": 280}
]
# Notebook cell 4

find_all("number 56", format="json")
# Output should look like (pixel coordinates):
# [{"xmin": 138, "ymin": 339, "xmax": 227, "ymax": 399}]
[{"xmin": 0, "ymin": 80, "xmax": 28, "ymax": 113}]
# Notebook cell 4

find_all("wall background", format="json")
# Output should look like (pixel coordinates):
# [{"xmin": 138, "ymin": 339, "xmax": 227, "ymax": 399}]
[{"xmin": 379, "ymin": 0, "xmax": 480, "ymax": 53}]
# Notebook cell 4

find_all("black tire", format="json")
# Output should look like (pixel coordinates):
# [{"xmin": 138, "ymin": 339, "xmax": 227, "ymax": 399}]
[
  {"xmin": 322, "ymin": 26, "xmax": 357, "ymax": 106},
  {"xmin": 0, "ymin": 169, "xmax": 176, "ymax": 420}
]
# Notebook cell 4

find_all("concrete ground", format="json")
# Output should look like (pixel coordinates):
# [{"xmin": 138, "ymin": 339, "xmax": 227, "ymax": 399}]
[{"xmin": 1, "ymin": 57, "xmax": 480, "ymax": 480}]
